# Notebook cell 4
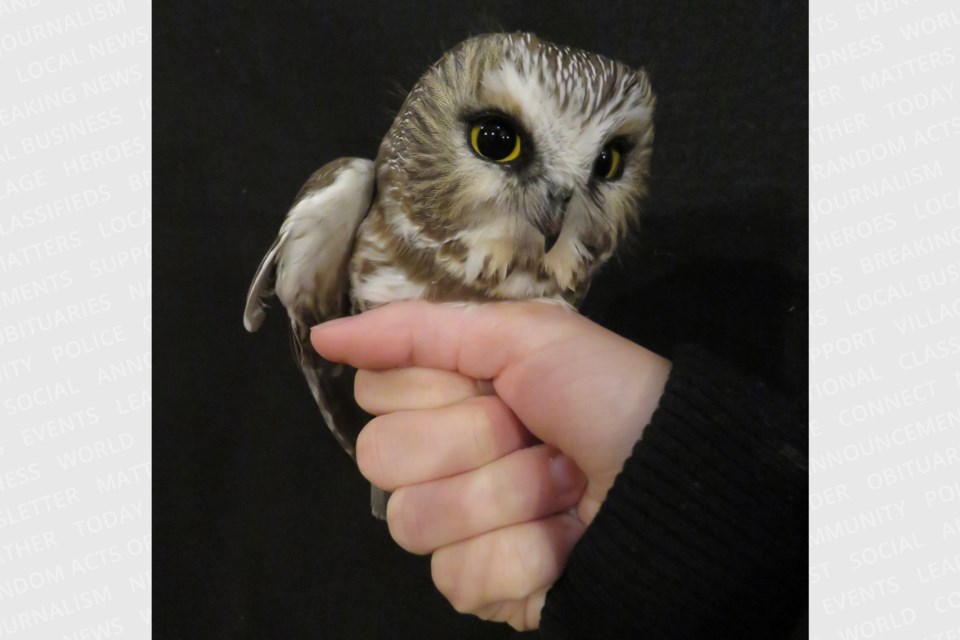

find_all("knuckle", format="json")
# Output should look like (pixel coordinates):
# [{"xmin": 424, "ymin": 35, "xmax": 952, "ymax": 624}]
[
  {"xmin": 494, "ymin": 451, "xmax": 541, "ymax": 519},
  {"xmin": 386, "ymin": 488, "xmax": 427, "ymax": 554},
  {"xmin": 464, "ymin": 400, "xmax": 495, "ymax": 461},
  {"xmin": 463, "ymin": 467, "xmax": 499, "ymax": 521},
  {"xmin": 353, "ymin": 370, "xmax": 376, "ymax": 412},
  {"xmin": 513, "ymin": 458, "xmax": 543, "ymax": 514},
  {"xmin": 524, "ymin": 595, "xmax": 545, "ymax": 631},
  {"xmin": 354, "ymin": 420, "xmax": 385, "ymax": 486},
  {"xmin": 433, "ymin": 554, "xmax": 476, "ymax": 614},
  {"xmin": 451, "ymin": 598, "xmax": 473, "ymax": 615},
  {"xmin": 430, "ymin": 551, "xmax": 464, "ymax": 609},
  {"xmin": 498, "ymin": 529, "xmax": 542, "ymax": 599}
]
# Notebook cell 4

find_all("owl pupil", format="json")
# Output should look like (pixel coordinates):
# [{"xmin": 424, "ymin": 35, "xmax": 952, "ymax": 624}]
[
  {"xmin": 595, "ymin": 149, "xmax": 613, "ymax": 176},
  {"xmin": 593, "ymin": 144, "xmax": 623, "ymax": 181},
  {"xmin": 471, "ymin": 118, "xmax": 520, "ymax": 162}
]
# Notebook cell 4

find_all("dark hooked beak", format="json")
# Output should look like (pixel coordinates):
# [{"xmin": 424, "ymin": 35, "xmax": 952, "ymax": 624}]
[
  {"xmin": 542, "ymin": 218, "xmax": 564, "ymax": 253},
  {"xmin": 540, "ymin": 188, "xmax": 573, "ymax": 253}
]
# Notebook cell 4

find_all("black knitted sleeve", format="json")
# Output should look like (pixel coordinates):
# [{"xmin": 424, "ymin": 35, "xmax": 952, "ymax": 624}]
[{"xmin": 539, "ymin": 344, "xmax": 807, "ymax": 639}]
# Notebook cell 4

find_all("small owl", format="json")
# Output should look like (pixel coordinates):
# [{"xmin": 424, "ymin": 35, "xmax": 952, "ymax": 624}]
[{"xmin": 244, "ymin": 32, "xmax": 655, "ymax": 518}]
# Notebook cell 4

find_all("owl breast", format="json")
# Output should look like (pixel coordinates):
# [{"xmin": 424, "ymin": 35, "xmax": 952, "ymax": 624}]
[{"xmin": 348, "ymin": 198, "xmax": 577, "ymax": 313}]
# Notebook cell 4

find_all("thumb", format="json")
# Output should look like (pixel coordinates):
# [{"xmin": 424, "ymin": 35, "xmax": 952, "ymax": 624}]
[{"xmin": 310, "ymin": 300, "xmax": 576, "ymax": 380}]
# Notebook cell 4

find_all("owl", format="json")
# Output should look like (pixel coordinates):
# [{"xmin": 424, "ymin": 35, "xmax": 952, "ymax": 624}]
[{"xmin": 244, "ymin": 32, "xmax": 655, "ymax": 518}]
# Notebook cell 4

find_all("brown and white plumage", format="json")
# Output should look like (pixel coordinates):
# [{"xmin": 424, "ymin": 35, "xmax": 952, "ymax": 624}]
[{"xmin": 244, "ymin": 32, "xmax": 655, "ymax": 518}]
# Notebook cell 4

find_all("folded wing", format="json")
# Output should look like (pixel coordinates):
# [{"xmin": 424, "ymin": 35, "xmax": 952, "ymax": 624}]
[{"xmin": 244, "ymin": 157, "xmax": 375, "ymax": 455}]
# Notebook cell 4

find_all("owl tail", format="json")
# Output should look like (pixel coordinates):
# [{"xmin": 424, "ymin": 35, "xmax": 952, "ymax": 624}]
[{"xmin": 371, "ymin": 485, "xmax": 390, "ymax": 520}]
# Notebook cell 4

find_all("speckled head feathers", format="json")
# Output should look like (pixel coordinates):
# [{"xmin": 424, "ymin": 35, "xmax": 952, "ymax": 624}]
[{"xmin": 368, "ymin": 32, "xmax": 656, "ymax": 302}]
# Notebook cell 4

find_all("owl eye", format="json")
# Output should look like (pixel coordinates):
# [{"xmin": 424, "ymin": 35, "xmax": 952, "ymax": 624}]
[
  {"xmin": 593, "ymin": 144, "xmax": 624, "ymax": 181},
  {"xmin": 470, "ymin": 117, "xmax": 522, "ymax": 163}
]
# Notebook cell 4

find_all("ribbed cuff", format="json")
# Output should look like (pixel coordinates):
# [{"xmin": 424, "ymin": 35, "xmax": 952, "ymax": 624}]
[{"xmin": 539, "ymin": 345, "xmax": 807, "ymax": 639}]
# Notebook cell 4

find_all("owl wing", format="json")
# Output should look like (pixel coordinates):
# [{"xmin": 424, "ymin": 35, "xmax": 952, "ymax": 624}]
[{"xmin": 244, "ymin": 157, "xmax": 375, "ymax": 457}]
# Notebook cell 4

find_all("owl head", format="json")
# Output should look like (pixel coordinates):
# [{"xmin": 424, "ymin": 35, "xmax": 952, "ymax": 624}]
[{"xmin": 378, "ymin": 32, "xmax": 655, "ymax": 303}]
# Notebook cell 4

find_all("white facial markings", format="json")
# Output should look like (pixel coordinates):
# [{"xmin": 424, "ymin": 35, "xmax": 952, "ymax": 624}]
[
  {"xmin": 454, "ymin": 50, "xmax": 650, "ymax": 294},
  {"xmin": 481, "ymin": 58, "xmax": 643, "ymax": 190},
  {"xmin": 361, "ymin": 37, "xmax": 653, "ymax": 305},
  {"xmin": 456, "ymin": 163, "xmax": 509, "ymax": 213},
  {"xmin": 484, "ymin": 68, "xmax": 547, "ymax": 201}
]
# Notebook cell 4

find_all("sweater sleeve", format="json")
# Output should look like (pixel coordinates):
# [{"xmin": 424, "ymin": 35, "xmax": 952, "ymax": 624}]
[{"xmin": 538, "ymin": 344, "xmax": 807, "ymax": 639}]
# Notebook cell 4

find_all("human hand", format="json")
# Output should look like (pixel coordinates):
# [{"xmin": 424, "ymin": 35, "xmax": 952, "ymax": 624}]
[{"xmin": 311, "ymin": 301, "xmax": 671, "ymax": 629}]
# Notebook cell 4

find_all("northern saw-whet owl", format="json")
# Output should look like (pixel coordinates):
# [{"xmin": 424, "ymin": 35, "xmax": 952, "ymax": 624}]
[{"xmin": 244, "ymin": 32, "xmax": 655, "ymax": 518}]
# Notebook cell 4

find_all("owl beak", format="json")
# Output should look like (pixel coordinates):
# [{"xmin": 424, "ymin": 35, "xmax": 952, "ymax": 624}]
[
  {"xmin": 542, "ymin": 219, "xmax": 564, "ymax": 253},
  {"xmin": 540, "ymin": 188, "xmax": 573, "ymax": 253}
]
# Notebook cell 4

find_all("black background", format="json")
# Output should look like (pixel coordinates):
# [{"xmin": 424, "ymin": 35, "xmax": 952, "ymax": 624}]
[{"xmin": 154, "ymin": 1, "xmax": 808, "ymax": 638}]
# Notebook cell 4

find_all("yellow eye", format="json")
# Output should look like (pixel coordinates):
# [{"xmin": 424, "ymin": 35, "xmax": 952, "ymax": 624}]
[
  {"xmin": 470, "ymin": 117, "xmax": 521, "ymax": 163},
  {"xmin": 594, "ymin": 144, "xmax": 623, "ymax": 181}
]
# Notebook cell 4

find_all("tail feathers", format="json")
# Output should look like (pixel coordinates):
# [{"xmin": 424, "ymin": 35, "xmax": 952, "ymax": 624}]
[
  {"xmin": 297, "ymin": 335, "xmax": 370, "ymax": 458},
  {"xmin": 302, "ymin": 350, "xmax": 385, "ymax": 521}
]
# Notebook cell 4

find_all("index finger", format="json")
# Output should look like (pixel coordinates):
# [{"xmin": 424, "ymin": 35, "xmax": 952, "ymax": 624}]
[{"xmin": 310, "ymin": 300, "xmax": 575, "ymax": 379}]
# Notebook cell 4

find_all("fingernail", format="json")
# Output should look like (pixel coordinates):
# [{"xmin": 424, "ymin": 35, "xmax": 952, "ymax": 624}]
[{"xmin": 550, "ymin": 455, "xmax": 584, "ymax": 491}]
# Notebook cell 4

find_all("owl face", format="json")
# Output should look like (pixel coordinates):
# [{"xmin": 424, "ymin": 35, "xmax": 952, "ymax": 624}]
[{"xmin": 379, "ymin": 32, "xmax": 655, "ymax": 300}]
